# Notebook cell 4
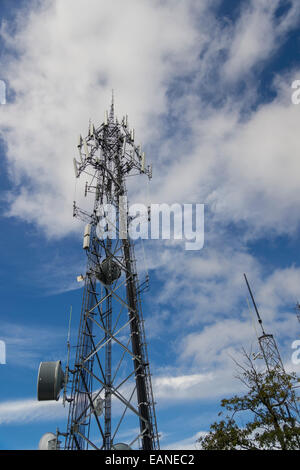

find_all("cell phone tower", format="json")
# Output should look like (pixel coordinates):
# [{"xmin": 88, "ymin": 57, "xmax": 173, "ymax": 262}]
[{"xmin": 37, "ymin": 95, "xmax": 159, "ymax": 451}]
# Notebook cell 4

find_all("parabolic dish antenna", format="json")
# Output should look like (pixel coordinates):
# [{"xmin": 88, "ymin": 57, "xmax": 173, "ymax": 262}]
[
  {"xmin": 38, "ymin": 432, "xmax": 59, "ymax": 450},
  {"xmin": 111, "ymin": 443, "xmax": 132, "ymax": 450},
  {"xmin": 37, "ymin": 360, "xmax": 64, "ymax": 401}
]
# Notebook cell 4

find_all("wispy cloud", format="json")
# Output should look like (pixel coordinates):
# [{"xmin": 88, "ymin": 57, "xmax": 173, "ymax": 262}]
[
  {"xmin": 0, "ymin": 397, "xmax": 67, "ymax": 425},
  {"xmin": 1, "ymin": 321, "xmax": 69, "ymax": 368},
  {"xmin": 162, "ymin": 431, "xmax": 204, "ymax": 450},
  {"xmin": 223, "ymin": 0, "xmax": 300, "ymax": 81},
  {"xmin": 0, "ymin": 0, "xmax": 209, "ymax": 237}
]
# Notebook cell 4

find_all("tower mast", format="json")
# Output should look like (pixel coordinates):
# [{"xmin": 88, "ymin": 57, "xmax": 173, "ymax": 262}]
[
  {"xmin": 64, "ymin": 97, "xmax": 159, "ymax": 450},
  {"xmin": 244, "ymin": 273, "xmax": 300, "ymax": 420},
  {"xmin": 244, "ymin": 273, "xmax": 283, "ymax": 370}
]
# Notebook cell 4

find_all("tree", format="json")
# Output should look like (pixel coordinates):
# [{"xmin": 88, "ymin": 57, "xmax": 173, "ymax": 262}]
[{"xmin": 198, "ymin": 350, "xmax": 300, "ymax": 450}]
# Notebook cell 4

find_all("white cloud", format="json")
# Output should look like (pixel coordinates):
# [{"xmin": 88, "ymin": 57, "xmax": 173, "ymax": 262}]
[
  {"xmin": 1, "ymin": 321, "xmax": 70, "ymax": 368},
  {"xmin": 143, "ymin": 238, "xmax": 261, "ymax": 329},
  {"xmin": 154, "ymin": 373, "xmax": 213, "ymax": 400},
  {"xmin": 180, "ymin": 319, "xmax": 254, "ymax": 367},
  {"xmin": 223, "ymin": 0, "xmax": 300, "ymax": 81},
  {"xmin": 212, "ymin": 95, "xmax": 300, "ymax": 234},
  {"xmin": 0, "ymin": 0, "xmax": 208, "ymax": 238},
  {"xmin": 257, "ymin": 266, "xmax": 300, "ymax": 310},
  {"xmin": 149, "ymin": 81, "xmax": 300, "ymax": 238},
  {"xmin": 0, "ymin": 397, "xmax": 67, "ymax": 425},
  {"xmin": 162, "ymin": 431, "xmax": 204, "ymax": 450},
  {"xmin": 1, "ymin": 1, "xmax": 300, "ymax": 240}
]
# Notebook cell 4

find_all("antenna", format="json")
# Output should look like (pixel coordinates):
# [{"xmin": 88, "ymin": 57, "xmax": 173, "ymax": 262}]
[
  {"xmin": 243, "ymin": 273, "xmax": 300, "ymax": 422},
  {"xmin": 63, "ymin": 306, "xmax": 72, "ymax": 407},
  {"xmin": 244, "ymin": 273, "xmax": 265, "ymax": 335},
  {"xmin": 141, "ymin": 152, "xmax": 145, "ymax": 173},
  {"xmin": 83, "ymin": 138, "xmax": 90, "ymax": 158},
  {"xmin": 295, "ymin": 302, "xmax": 300, "ymax": 324},
  {"xmin": 109, "ymin": 89, "xmax": 114, "ymax": 122},
  {"xmin": 73, "ymin": 158, "xmax": 79, "ymax": 178},
  {"xmin": 246, "ymin": 296, "xmax": 259, "ymax": 339},
  {"xmin": 104, "ymin": 110, "xmax": 108, "ymax": 126}
]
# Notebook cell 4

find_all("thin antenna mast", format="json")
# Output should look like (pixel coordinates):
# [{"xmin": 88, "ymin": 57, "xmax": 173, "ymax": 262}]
[
  {"xmin": 295, "ymin": 303, "xmax": 300, "ymax": 324},
  {"xmin": 244, "ymin": 273, "xmax": 265, "ymax": 335},
  {"xmin": 63, "ymin": 306, "xmax": 72, "ymax": 407}
]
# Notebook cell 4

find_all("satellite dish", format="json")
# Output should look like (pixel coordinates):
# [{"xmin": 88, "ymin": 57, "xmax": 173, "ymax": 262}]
[
  {"xmin": 38, "ymin": 432, "xmax": 60, "ymax": 450},
  {"xmin": 37, "ymin": 361, "xmax": 64, "ymax": 401},
  {"xmin": 93, "ymin": 396, "xmax": 104, "ymax": 416},
  {"xmin": 111, "ymin": 443, "xmax": 132, "ymax": 450},
  {"xmin": 95, "ymin": 258, "xmax": 121, "ymax": 286}
]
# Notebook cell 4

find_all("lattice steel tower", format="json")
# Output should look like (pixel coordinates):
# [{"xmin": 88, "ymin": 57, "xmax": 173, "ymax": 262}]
[{"xmin": 37, "ymin": 97, "xmax": 159, "ymax": 450}]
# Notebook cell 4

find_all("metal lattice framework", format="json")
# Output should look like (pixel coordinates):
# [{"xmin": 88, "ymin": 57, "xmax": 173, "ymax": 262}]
[
  {"xmin": 64, "ymin": 98, "xmax": 159, "ymax": 450},
  {"xmin": 258, "ymin": 333, "xmax": 284, "ymax": 371}
]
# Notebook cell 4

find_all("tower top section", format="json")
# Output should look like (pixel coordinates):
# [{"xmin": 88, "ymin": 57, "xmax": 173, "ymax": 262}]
[
  {"xmin": 73, "ymin": 98, "xmax": 152, "ymax": 183},
  {"xmin": 109, "ymin": 89, "xmax": 114, "ymax": 123}
]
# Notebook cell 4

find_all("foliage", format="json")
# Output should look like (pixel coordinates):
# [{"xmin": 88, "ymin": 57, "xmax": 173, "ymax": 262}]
[{"xmin": 198, "ymin": 351, "xmax": 300, "ymax": 450}]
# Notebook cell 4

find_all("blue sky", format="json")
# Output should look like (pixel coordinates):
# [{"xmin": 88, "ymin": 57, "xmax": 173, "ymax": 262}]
[{"xmin": 0, "ymin": 0, "xmax": 300, "ymax": 450}]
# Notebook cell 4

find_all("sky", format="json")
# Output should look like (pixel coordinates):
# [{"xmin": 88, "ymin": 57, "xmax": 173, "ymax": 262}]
[{"xmin": 0, "ymin": 0, "xmax": 300, "ymax": 450}]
